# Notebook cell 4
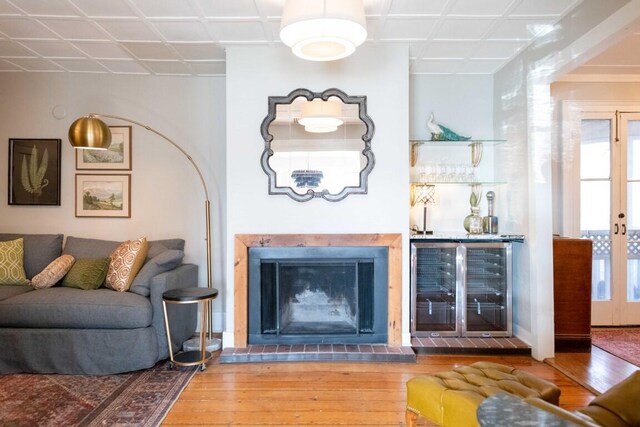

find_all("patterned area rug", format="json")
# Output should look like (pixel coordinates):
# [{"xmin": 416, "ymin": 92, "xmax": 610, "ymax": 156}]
[
  {"xmin": 0, "ymin": 361, "xmax": 197, "ymax": 427},
  {"xmin": 592, "ymin": 327, "xmax": 640, "ymax": 367}
]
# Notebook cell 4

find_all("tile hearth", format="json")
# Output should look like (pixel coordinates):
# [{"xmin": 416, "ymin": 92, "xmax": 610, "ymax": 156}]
[{"xmin": 220, "ymin": 344, "xmax": 416, "ymax": 363}]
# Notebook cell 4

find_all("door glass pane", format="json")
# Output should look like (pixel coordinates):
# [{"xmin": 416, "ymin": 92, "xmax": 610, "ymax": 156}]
[
  {"xmin": 581, "ymin": 119, "xmax": 611, "ymax": 179},
  {"xmin": 581, "ymin": 180, "xmax": 611, "ymax": 301},
  {"xmin": 628, "ymin": 184, "xmax": 640, "ymax": 302},
  {"xmin": 466, "ymin": 247, "xmax": 508, "ymax": 333},
  {"xmin": 628, "ymin": 120, "xmax": 640, "ymax": 180}
]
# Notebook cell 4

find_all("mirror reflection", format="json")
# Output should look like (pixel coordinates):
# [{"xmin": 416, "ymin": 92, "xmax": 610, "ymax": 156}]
[{"xmin": 261, "ymin": 88, "xmax": 374, "ymax": 202}]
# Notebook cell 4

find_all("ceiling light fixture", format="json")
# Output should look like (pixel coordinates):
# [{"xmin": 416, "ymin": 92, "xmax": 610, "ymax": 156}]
[
  {"xmin": 298, "ymin": 99, "xmax": 343, "ymax": 133},
  {"xmin": 280, "ymin": 0, "xmax": 367, "ymax": 62}
]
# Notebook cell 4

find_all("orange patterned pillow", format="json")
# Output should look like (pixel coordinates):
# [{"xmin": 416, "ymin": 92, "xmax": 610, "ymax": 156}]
[
  {"xmin": 31, "ymin": 255, "xmax": 75, "ymax": 289},
  {"xmin": 105, "ymin": 237, "xmax": 148, "ymax": 292}
]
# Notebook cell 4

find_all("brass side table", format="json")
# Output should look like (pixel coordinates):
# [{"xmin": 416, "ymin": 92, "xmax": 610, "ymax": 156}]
[{"xmin": 162, "ymin": 287, "xmax": 219, "ymax": 371}]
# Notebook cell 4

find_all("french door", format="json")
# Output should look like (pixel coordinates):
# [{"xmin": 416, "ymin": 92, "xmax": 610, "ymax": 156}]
[{"xmin": 574, "ymin": 109, "xmax": 640, "ymax": 325}]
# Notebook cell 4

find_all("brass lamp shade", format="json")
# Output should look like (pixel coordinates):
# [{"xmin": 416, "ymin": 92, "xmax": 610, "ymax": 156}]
[{"xmin": 68, "ymin": 116, "xmax": 112, "ymax": 150}]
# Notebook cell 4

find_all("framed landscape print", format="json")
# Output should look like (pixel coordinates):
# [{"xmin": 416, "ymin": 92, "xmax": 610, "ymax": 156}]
[
  {"xmin": 75, "ymin": 174, "xmax": 131, "ymax": 218},
  {"xmin": 8, "ymin": 138, "xmax": 61, "ymax": 206},
  {"xmin": 76, "ymin": 126, "xmax": 131, "ymax": 170}
]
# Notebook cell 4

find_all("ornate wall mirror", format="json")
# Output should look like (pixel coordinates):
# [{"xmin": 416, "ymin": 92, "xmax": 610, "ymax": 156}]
[{"xmin": 260, "ymin": 88, "xmax": 375, "ymax": 202}]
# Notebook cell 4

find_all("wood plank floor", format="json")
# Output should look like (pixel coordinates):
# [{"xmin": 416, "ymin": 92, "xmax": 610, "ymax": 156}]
[{"xmin": 163, "ymin": 353, "xmax": 596, "ymax": 426}]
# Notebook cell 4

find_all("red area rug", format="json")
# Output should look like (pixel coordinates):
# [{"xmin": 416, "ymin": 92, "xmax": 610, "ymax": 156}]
[
  {"xmin": 0, "ymin": 361, "xmax": 196, "ymax": 427},
  {"xmin": 592, "ymin": 327, "xmax": 640, "ymax": 367}
]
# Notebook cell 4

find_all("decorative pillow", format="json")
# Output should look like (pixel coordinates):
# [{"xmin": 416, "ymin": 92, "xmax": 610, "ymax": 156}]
[
  {"xmin": 129, "ymin": 249, "xmax": 185, "ymax": 297},
  {"xmin": 31, "ymin": 255, "xmax": 75, "ymax": 289},
  {"xmin": 62, "ymin": 258, "xmax": 110, "ymax": 290},
  {"xmin": 0, "ymin": 238, "xmax": 30, "ymax": 285},
  {"xmin": 105, "ymin": 237, "xmax": 149, "ymax": 292}
]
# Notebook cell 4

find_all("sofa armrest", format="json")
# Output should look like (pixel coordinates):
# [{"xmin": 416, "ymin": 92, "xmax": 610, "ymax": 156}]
[
  {"xmin": 149, "ymin": 263, "xmax": 199, "ymax": 359},
  {"xmin": 523, "ymin": 398, "xmax": 601, "ymax": 427}
]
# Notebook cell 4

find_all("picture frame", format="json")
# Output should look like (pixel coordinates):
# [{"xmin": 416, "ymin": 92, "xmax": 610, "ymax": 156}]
[
  {"xmin": 75, "ymin": 174, "xmax": 131, "ymax": 218},
  {"xmin": 75, "ymin": 126, "xmax": 132, "ymax": 170},
  {"xmin": 8, "ymin": 138, "xmax": 61, "ymax": 206}
]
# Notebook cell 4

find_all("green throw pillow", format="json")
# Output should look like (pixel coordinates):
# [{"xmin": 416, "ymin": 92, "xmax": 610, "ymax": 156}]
[
  {"xmin": 0, "ymin": 238, "xmax": 30, "ymax": 285},
  {"xmin": 62, "ymin": 258, "xmax": 110, "ymax": 290}
]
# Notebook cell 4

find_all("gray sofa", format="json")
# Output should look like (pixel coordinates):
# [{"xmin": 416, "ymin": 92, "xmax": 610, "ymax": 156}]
[{"xmin": 0, "ymin": 233, "xmax": 198, "ymax": 374}]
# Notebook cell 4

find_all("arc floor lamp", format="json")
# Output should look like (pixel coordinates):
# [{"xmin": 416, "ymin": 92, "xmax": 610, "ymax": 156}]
[{"xmin": 68, "ymin": 113, "xmax": 220, "ymax": 351}]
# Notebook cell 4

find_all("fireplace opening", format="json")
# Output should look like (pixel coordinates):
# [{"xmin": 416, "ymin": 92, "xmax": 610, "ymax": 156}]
[{"xmin": 248, "ymin": 246, "xmax": 388, "ymax": 345}]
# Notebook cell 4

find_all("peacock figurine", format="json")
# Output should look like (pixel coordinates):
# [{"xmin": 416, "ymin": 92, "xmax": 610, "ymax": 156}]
[{"xmin": 427, "ymin": 113, "xmax": 471, "ymax": 141}]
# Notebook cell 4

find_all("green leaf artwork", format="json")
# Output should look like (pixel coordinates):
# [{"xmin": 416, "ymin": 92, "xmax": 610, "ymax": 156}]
[{"xmin": 20, "ymin": 145, "xmax": 49, "ymax": 200}]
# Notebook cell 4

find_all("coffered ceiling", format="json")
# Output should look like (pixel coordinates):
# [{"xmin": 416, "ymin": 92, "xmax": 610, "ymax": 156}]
[{"xmin": 0, "ymin": 0, "xmax": 586, "ymax": 76}]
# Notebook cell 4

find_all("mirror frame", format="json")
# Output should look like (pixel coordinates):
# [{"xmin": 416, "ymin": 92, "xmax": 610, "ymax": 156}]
[{"xmin": 260, "ymin": 88, "xmax": 375, "ymax": 202}]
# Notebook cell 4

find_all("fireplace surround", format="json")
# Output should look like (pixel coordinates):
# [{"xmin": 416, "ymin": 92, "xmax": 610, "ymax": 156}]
[{"xmin": 233, "ymin": 234, "xmax": 403, "ymax": 348}]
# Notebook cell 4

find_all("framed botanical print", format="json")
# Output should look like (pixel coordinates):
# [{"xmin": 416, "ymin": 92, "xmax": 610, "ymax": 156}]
[
  {"xmin": 76, "ymin": 126, "xmax": 132, "ymax": 170},
  {"xmin": 75, "ymin": 174, "xmax": 131, "ymax": 218},
  {"xmin": 8, "ymin": 138, "xmax": 61, "ymax": 206}
]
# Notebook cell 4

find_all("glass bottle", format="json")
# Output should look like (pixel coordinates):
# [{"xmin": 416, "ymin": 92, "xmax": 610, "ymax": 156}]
[{"xmin": 468, "ymin": 207, "xmax": 483, "ymax": 234}]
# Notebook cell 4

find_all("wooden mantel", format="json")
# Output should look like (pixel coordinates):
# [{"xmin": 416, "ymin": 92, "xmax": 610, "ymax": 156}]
[{"xmin": 233, "ymin": 233, "xmax": 403, "ymax": 348}]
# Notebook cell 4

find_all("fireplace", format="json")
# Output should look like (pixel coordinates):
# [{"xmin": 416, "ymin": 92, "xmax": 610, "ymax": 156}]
[{"xmin": 248, "ymin": 247, "xmax": 388, "ymax": 345}]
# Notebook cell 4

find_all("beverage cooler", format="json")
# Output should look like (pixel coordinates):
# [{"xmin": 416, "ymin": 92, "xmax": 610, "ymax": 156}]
[{"xmin": 411, "ymin": 241, "xmax": 512, "ymax": 338}]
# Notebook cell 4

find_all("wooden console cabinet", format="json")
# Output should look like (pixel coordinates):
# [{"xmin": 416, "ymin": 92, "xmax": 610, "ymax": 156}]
[{"xmin": 553, "ymin": 237, "xmax": 593, "ymax": 351}]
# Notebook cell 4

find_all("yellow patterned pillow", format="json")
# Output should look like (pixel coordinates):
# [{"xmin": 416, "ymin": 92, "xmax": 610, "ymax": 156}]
[
  {"xmin": 0, "ymin": 238, "xmax": 30, "ymax": 285},
  {"xmin": 105, "ymin": 237, "xmax": 148, "ymax": 292},
  {"xmin": 31, "ymin": 255, "xmax": 75, "ymax": 289}
]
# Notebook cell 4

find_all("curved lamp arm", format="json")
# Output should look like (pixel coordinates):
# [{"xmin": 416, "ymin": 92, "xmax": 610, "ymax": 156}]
[{"xmin": 69, "ymin": 113, "xmax": 213, "ymax": 295}]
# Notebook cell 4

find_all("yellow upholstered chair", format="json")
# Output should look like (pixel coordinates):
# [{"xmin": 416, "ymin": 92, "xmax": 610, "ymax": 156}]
[{"xmin": 406, "ymin": 361, "xmax": 561, "ymax": 427}]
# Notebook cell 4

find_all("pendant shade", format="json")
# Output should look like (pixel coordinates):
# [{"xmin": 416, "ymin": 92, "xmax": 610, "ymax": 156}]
[
  {"xmin": 68, "ymin": 116, "xmax": 112, "ymax": 150},
  {"xmin": 298, "ymin": 99, "xmax": 343, "ymax": 133},
  {"xmin": 280, "ymin": 0, "xmax": 367, "ymax": 61}
]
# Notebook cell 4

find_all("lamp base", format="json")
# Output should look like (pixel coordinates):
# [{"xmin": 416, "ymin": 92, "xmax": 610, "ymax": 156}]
[
  {"xmin": 182, "ymin": 337, "xmax": 222, "ymax": 353},
  {"xmin": 416, "ymin": 230, "xmax": 433, "ymax": 235}
]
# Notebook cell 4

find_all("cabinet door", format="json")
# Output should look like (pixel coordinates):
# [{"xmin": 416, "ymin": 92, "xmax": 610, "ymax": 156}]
[
  {"xmin": 411, "ymin": 243, "xmax": 461, "ymax": 337},
  {"xmin": 464, "ymin": 244, "xmax": 512, "ymax": 337}
]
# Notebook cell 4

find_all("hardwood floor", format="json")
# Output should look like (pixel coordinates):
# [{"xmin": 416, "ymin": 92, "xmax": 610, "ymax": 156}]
[{"xmin": 163, "ymin": 353, "xmax": 597, "ymax": 426}]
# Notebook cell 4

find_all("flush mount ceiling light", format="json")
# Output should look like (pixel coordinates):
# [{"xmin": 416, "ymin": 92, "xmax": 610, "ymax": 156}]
[
  {"xmin": 298, "ymin": 99, "xmax": 343, "ymax": 133},
  {"xmin": 280, "ymin": 0, "xmax": 367, "ymax": 62}
]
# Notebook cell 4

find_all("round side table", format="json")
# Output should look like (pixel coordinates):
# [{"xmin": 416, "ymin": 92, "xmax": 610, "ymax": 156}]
[{"xmin": 162, "ymin": 287, "xmax": 219, "ymax": 371}]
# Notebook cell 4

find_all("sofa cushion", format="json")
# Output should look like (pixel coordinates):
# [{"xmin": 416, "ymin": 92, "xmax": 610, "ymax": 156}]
[
  {"xmin": 130, "ymin": 249, "xmax": 184, "ymax": 296},
  {"xmin": 0, "ymin": 239, "xmax": 30, "ymax": 285},
  {"xmin": 105, "ymin": 238, "xmax": 148, "ymax": 292},
  {"xmin": 63, "ymin": 236, "xmax": 120, "ymax": 259},
  {"xmin": 62, "ymin": 258, "xmax": 109, "ymax": 290},
  {"xmin": 31, "ymin": 255, "xmax": 75, "ymax": 290},
  {"xmin": 0, "ymin": 234, "xmax": 63, "ymax": 279},
  {"xmin": 0, "ymin": 288, "xmax": 152, "ymax": 329},
  {"xmin": 0, "ymin": 285, "xmax": 32, "ymax": 301}
]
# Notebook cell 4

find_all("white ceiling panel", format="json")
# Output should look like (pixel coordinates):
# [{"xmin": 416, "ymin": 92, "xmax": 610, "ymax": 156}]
[
  {"xmin": 170, "ymin": 42, "xmax": 226, "ymax": 60},
  {"xmin": 52, "ymin": 58, "xmax": 106, "ymax": 72},
  {"xmin": 0, "ymin": 17, "xmax": 57, "ymax": 39},
  {"xmin": 378, "ymin": 18, "xmax": 437, "ymax": 40},
  {"xmin": 68, "ymin": 0, "xmax": 138, "ymax": 18},
  {"xmin": 9, "ymin": 0, "xmax": 80, "ymax": 17},
  {"xmin": 150, "ymin": 20, "xmax": 210, "ymax": 42},
  {"xmin": 448, "ymin": 0, "xmax": 513, "ymax": 16},
  {"xmin": 98, "ymin": 58, "xmax": 149, "ymax": 73},
  {"xmin": 72, "ymin": 41, "xmax": 132, "ymax": 59},
  {"xmin": 511, "ymin": 0, "xmax": 580, "ymax": 17},
  {"xmin": 209, "ymin": 21, "xmax": 267, "ymax": 43},
  {"xmin": 0, "ymin": 0, "xmax": 590, "ymax": 75},
  {"xmin": 128, "ymin": 0, "xmax": 198, "ymax": 19},
  {"xmin": 95, "ymin": 20, "xmax": 158, "ymax": 41},
  {"xmin": 121, "ymin": 41, "xmax": 178, "ymax": 60},
  {"xmin": 20, "ymin": 40, "xmax": 85, "ymax": 57},
  {"xmin": 39, "ymin": 19, "xmax": 108, "ymax": 40},
  {"xmin": 0, "ymin": 39, "xmax": 36, "ymax": 56},
  {"xmin": 388, "ymin": 0, "xmax": 448, "ymax": 16},
  {"xmin": 435, "ymin": 18, "xmax": 494, "ymax": 40},
  {"xmin": 7, "ymin": 57, "xmax": 62, "ymax": 71},
  {"xmin": 197, "ymin": 0, "xmax": 260, "ymax": 18}
]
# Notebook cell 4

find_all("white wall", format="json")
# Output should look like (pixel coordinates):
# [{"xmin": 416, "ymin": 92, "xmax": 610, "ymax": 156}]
[
  {"xmin": 0, "ymin": 73, "xmax": 227, "ymax": 326},
  {"xmin": 225, "ymin": 45, "xmax": 410, "ymax": 346}
]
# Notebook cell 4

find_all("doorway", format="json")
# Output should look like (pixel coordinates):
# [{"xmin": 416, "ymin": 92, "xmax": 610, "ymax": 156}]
[{"xmin": 564, "ymin": 104, "xmax": 640, "ymax": 325}]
